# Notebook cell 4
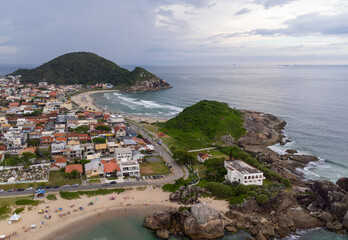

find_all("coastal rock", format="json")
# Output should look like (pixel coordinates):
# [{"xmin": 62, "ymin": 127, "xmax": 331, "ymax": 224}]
[
  {"xmin": 285, "ymin": 149, "xmax": 298, "ymax": 154},
  {"xmin": 336, "ymin": 177, "xmax": 348, "ymax": 192},
  {"xmin": 291, "ymin": 154, "xmax": 319, "ymax": 164},
  {"xmin": 143, "ymin": 211, "xmax": 171, "ymax": 230},
  {"xmin": 238, "ymin": 110, "xmax": 286, "ymax": 147},
  {"xmin": 182, "ymin": 203, "xmax": 224, "ymax": 239},
  {"xmin": 343, "ymin": 211, "xmax": 348, "ymax": 229},
  {"xmin": 123, "ymin": 78, "xmax": 172, "ymax": 92},
  {"xmin": 287, "ymin": 207, "xmax": 325, "ymax": 229},
  {"xmin": 144, "ymin": 203, "xmax": 224, "ymax": 239},
  {"xmin": 156, "ymin": 229, "xmax": 170, "ymax": 239}
]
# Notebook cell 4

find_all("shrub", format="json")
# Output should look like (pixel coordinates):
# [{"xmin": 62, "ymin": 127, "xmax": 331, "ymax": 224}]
[
  {"xmin": 13, "ymin": 208, "xmax": 25, "ymax": 214},
  {"xmin": 46, "ymin": 194, "xmax": 57, "ymax": 201},
  {"xmin": 235, "ymin": 184, "xmax": 248, "ymax": 196},
  {"xmin": 282, "ymin": 178, "xmax": 292, "ymax": 188},
  {"xmin": 15, "ymin": 199, "xmax": 40, "ymax": 206},
  {"xmin": 230, "ymin": 194, "xmax": 247, "ymax": 205},
  {"xmin": 256, "ymin": 194, "xmax": 269, "ymax": 204},
  {"xmin": 204, "ymin": 182, "xmax": 235, "ymax": 198}
]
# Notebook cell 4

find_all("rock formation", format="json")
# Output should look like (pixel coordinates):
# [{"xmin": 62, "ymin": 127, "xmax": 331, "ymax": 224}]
[{"xmin": 144, "ymin": 203, "xmax": 225, "ymax": 239}]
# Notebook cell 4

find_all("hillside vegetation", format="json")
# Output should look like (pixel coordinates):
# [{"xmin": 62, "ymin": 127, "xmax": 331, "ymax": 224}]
[
  {"xmin": 160, "ymin": 100, "xmax": 246, "ymax": 150},
  {"xmin": 11, "ymin": 52, "xmax": 168, "ymax": 89}
]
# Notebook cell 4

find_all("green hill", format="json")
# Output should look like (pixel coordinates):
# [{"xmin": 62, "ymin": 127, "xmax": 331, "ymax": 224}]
[
  {"xmin": 11, "ymin": 52, "xmax": 171, "ymax": 91},
  {"xmin": 160, "ymin": 100, "xmax": 246, "ymax": 150}
]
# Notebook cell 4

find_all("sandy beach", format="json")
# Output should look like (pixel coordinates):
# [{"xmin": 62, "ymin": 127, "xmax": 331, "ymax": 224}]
[
  {"xmin": 71, "ymin": 90, "xmax": 167, "ymax": 123},
  {"xmin": 0, "ymin": 187, "xmax": 229, "ymax": 240}
]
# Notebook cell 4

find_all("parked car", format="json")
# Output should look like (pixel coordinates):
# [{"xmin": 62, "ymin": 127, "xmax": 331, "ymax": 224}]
[
  {"xmin": 0, "ymin": 189, "xmax": 4, "ymax": 193},
  {"xmin": 153, "ymin": 175, "xmax": 157, "ymax": 180},
  {"xmin": 103, "ymin": 182, "xmax": 110, "ymax": 186},
  {"xmin": 72, "ymin": 184, "xmax": 79, "ymax": 187},
  {"xmin": 110, "ymin": 181, "xmax": 117, "ymax": 185},
  {"xmin": 149, "ymin": 176, "xmax": 153, "ymax": 180},
  {"xmin": 124, "ymin": 179, "xmax": 131, "ymax": 183},
  {"xmin": 45, "ymin": 186, "xmax": 51, "ymax": 189},
  {"xmin": 18, "ymin": 188, "xmax": 25, "ymax": 191},
  {"xmin": 142, "ymin": 176, "xmax": 146, "ymax": 180},
  {"xmin": 36, "ymin": 186, "xmax": 43, "ymax": 190},
  {"xmin": 62, "ymin": 184, "xmax": 70, "ymax": 188},
  {"xmin": 26, "ymin": 187, "xmax": 33, "ymax": 191},
  {"xmin": 7, "ymin": 189, "xmax": 15, "ymax": 192},
  {"xmin": 136, "ymin": 177, "xmax": 140, "ymax": 181},
  {"xmin": 53, "ymin": 185, "xmax": 60, "ymax": 188}
]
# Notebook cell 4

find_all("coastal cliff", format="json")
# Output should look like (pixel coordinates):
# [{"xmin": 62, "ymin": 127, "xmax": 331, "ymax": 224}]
[{"xmin": 145, "ymin": 101, "xmax": 348, "ymax": 239}]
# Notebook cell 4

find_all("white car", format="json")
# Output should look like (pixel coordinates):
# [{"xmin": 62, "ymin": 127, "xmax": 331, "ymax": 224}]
[
  {"xmin": 62, "ymin": 184, "xmax": 70, "ymax": 188},
  {"xmin": 0, "ymin": 189, "xmax": 4, "ymax": 193},
  {"xmin": 26, "ymin": 187, "xmax": 33, "ymax": 191},
  {"xmin": 124, "ymin": 179, "xmax": 131, "ymax": 183}
]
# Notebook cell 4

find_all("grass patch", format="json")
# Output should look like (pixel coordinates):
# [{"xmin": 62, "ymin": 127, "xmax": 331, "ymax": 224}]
[
  {"xmin": 136, "ymin": 186, "xmax": 147, "ymax": 191},
  {"xmin": 140, "ymin": 161, "xmax": 170, "ymax": 176},
  {"xmin": 0, "ymin": 196, "xmax": 37, "ymax": 220},
  {"xmin": 88, "ymin": 176, "xmax": 101, "ymax": 183},
  {"xmin": 59, "ymin": 188, "xmax": 126, "ymax": 200},
  {"xmin": 15, "ymin": 199, "xmax": 41, "ymax": 206},
  {"xmin": 46, "ymin": 194, "xmax": 57, "ymax": 201},
  {"xmin": 142, "ymin": 123, "xmax": 158, "ymax": 133},
  {"xmin": 49, "ymin": 171, "xmax": 81, "ymax": 186},
  {"xmin": 13, "ymin": 208, "xmax": 25, "ymax": 214}
]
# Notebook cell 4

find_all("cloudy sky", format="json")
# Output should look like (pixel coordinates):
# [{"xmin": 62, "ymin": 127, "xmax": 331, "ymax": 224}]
[{"xmin": 1, "ymin": 0, "xmax": 348, "ymax": 65}]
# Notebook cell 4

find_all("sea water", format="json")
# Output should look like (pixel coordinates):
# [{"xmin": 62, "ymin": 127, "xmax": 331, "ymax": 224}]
[
  {"xmin": 94, "ymin": 65, "xmax": 348, "ymax": 182},
  {"xmin": 2, "ymin": 65, "xmax": 348, "ymax": 239}
]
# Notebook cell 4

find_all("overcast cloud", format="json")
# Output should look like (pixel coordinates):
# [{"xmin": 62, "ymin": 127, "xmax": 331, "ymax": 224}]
[{"xmin": 1, "ymin": 0, "xmax": 348, "ymax": 65}]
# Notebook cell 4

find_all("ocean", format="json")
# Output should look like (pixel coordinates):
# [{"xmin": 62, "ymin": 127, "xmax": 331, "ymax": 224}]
[
  {"xmin": 1, "ymin": 65, "xmax": 347, "ymax": 239},
  {"xmin": 94, "ymin": 65, "xmax": 348, "ymax": 182}
]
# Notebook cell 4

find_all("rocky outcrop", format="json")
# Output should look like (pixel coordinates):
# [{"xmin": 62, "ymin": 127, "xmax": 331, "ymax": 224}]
[
  {"xmin": 169, "ymin": 186, "xmax": 206, "ymax": 204},
  {"xmin": 123, "ymin": 77, "xmax": 172, "ymax": 92},
  {"xmin": 238, "ymin": 110, "xmax": 286, "ymax": 147},
  {"xmin": 336, "ymin": 177, "xmax": 348, "ymax": 192},
  {"xmin": 144, "ymin": 203, "xmax": 224, "ymax": 239}
]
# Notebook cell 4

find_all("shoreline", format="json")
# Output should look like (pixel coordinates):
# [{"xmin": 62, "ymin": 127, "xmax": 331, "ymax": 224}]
[
  {"xmin": 71, "ymin": 90, "xmax": 168, "ymax": 123},
  {"xmin": 0, "ymin": 187, "xmax": 229, "ymax": 240}
]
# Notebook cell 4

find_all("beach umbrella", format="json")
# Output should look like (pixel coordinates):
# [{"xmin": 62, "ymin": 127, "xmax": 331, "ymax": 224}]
[
  {"xmin": 31, "ymin": 224, "xmax": 36, "ymax": 229},
  {"xmin": 59, "ymin": 208, "xmax": 62, "ymax": 211}
]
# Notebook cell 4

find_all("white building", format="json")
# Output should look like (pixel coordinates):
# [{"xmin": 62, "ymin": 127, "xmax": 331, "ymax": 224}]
[
  {"xmin": 115, "ymin": 147, "xmax": 132, "ymax": 161},
  {"xmin": 118, "ymin": 158, "xmax": 140, "ymax": 177},
  {"xmin": 224, "ymin": 160, "xmax": 264, "ymax": 186}
]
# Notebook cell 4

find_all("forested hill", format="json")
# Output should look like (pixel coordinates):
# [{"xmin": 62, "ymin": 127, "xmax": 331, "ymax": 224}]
[
  {"xmin": 161, "ymin": 100, "xmax": 246, "ymax": 149},
  {"xmin": 11, "ymin": 52, "xmax": 171, "ymax": 91}
]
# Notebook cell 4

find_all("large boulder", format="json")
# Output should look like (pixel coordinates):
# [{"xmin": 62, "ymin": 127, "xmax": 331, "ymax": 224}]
[
  {"xmin": 143, "ymin": 211, "xmax": 171, "ymax": 230},
  {"xmin": 336, "ymin": 177, "xmax": 348, "ymax": 192},
  {"xmin": 343, "ymin": 211, "xmax": 348, "ymax": 229},
  {"xmin": 287, "ymin": 207, "xmax": 325, "ymax": 229},
  {"xmin": 183, "ymin": 203, "xmax": 225, "ymax": 239},
  {"xmin": 311, "ymin": 180, "xmax": 343, "ymax": 207}
]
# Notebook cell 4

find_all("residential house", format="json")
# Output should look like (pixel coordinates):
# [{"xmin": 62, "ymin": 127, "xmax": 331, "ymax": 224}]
[
  {"xmin": 115, "ymin": 124, "xmax": 126, "ymax": 137},
  {"xmin": 65, "ymin": 164, "xmax": 83, "ymax": 174},
  {"xmin": 51, "ymin": 141, "xmax": 66, "ymax": 155},
  {"xmin": 132, "ymin": 150, "xmax": 145, "ymax": 163},
  {"xmin": 85, "ymin": 161, "xmax": 104, "ymax": 178},
  {"xmin": 115, "ymin": 147, "xmax": 132, "ymax": 161},
  {"xmin": 118, "ymin": 158, "xmax": 140, "ymax": 177},
  {"xmin": 197, "ymin": 152, "xmax": 212, "ymax": 163},
  {"xmin": 65, "ymin": 144, "xmax": 83, "ymax": 159},
  {"xmin": 95, "ymin": 143, "xmax": 107, "ymax": 155},
  {"xmin": 224, "ymin": 160, "xmax": 264, "ymax": 186}
]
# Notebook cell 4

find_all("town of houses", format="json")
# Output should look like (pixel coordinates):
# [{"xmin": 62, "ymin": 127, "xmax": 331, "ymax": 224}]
[{"xmin": 0, "ymin": 75, "xmax": 159, "ymax": 187}]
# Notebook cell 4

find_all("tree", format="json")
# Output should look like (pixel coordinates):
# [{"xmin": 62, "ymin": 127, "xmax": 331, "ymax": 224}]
[
  {"xmin": 65, "ymin": 170, "xmax": 80, "ymax": 179},
  {"xmin": 172, "ymin": 150, "xmax": 195, "ymax": 166},
  {"xmin": 93, "ymin": 137, "xmax": 106, "ymax": 144},
  {"xmin": 256, "ymin": 194, "xmax": 269, "ymax": 204},
  {"xmin": 204, "ymin": 158, "xmax": 227, "ymax": 182},
  {"xmin": 27, "ymin": 139, "xmax": 40, "ymax": 147},
  {"xmin": 95, "ymin": 125, "xmax": 111, "ymax": 131}
]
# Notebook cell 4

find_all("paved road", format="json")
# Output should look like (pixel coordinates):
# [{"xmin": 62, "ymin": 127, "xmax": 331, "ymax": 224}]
[
  {"xmin": 0, "ymin": 181, "xmax": 148, "ymax": 198},
  {"xmin": 128, "ymin": 121, "xmax": 189, "ymax": 182}
]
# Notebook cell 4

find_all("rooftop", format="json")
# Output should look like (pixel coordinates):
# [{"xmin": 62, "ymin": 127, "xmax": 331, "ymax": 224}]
[{"xmin": 225, "ymin": 160, "xmax": 262, "ymax": 174}]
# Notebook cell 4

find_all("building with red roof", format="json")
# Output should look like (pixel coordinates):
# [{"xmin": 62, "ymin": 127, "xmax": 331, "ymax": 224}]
[{"xmin": 65, "ymin": 164, "xmax": 83, "ymax": 173}]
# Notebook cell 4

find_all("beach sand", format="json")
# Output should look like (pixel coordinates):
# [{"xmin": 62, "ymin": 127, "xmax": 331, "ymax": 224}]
[
  {"xmin": 71, "ymin": 90, "xmax": 167, "ymax": 123},
  {"xmin": 0, "ymin": 187, "xmax": 229, "ymax": 240}
]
